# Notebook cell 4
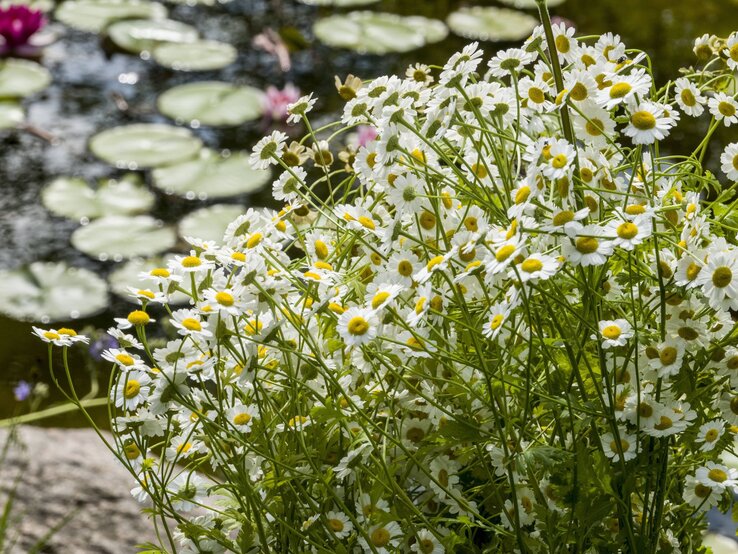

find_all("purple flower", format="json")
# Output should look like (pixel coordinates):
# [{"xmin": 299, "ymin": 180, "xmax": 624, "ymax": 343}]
[
  {"xmin": 89, "ymin": 334, "xmax": 119, "ymax": 362},
  {"xmin": 13, "ymin": 380, "xmax": 32, "ymax": 401},
  {"xmin": 0, "ymin": 5, "xmax": 45, "ymax": 55},
  {"xmin": 263, "ymin": 84, "xmax": 301, "ymax": 122}
]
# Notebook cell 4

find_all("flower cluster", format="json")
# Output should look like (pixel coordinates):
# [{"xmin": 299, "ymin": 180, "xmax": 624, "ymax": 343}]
[{"xmin": 43, "ymin": 20, "xmax": 738, "ymax": 554}]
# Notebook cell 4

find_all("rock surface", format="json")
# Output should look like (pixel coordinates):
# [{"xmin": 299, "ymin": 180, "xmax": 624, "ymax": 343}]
[{"xmin": 0, "ymin": 426, "xmax": 157, "ymax": 553}]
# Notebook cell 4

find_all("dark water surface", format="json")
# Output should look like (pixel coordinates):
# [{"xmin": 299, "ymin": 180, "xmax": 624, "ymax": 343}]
[{"xmin": 1, "ymin": 0, "xmax": 737, "ymax": 422}]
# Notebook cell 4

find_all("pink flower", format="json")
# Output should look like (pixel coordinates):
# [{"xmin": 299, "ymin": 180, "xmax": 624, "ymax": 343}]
[
  {"xmin": 0, "ymin": 5, "xmax": 45, "ymax": 56},
  {"xmin": 356, "ymin": 125, "xmax": 378, "ymax": 147},
  {"xmin": 263, "ymin": 83, "xmax": 301, "ymax": 121}
]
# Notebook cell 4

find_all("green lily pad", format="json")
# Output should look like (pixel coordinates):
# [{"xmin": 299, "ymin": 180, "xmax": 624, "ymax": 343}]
[
  {"xmin": 152, "ymin": 40, "xmax": 237, "ymax": 71},
  {"xmin": 89, "ymin": 124, "xmax": 202, "ymax": 169},
  {"xmin": 108, "ymin": 254, "xmax": 190, "ymax": 304},
  {"xmin": 0, "ymin": 102, "xmax": 23, "ymax": 129},
  {"xmin": 446, "ymin": 7, "xmax": 538, "ymax": 42},
  {"xmin": 0, "ymin": 59, "xmax": 51, "ymax": 99},
  {"xmin": 498, "ymin": 0, "xmax": 565, "ymax": 8},
  {"xmin": 0, "ymin": 262, "xmax": 108, "ymax": 323},
  {"xmin": 55, "ymin": 0, "xmax": 168, "ymax": 33},
  {"xmin": 157, "ymin": 81, "xmax": 264, "ymax": 127},
  {"xmin": 71, "ymin": 215, "xmax": 177, "ymax": 260},
  {"xmin": 107, "ymin": 18, "xmax": 198, "ymax": 54},
  {"xmin": 41, "ymin": 174, "xmax": 155, "ymax": 222},
  {"xmin": 298, "ymin": 0, "xmax": 379, "ymax": 5},
  {"xmin": 178, "ymin": 204, "xmax": 244, "ymax": 243},
  {"xmin": 151, "ymin": 149, "xmax": 271, "ymax": 199},
  {"xmin": 313, "ymin": 12, "xmax": 448, "ymax": 54}
]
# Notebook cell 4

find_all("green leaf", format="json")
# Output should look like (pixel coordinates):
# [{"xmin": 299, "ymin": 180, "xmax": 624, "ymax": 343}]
[
  {"xmin": 178, "ymin": 204, "xmax": 244, "ymax": 243},
  {"xmin": 55, "ymin": 0, "xmax": 168, "ymax": 33},
  {"xmin": 0, "ymin": 59, "xmax": 51, "ymax": 99},
  {"xmin": 89, "ymin": 123, "xmax": 202, "ymax": 169},
  {"xmin": 0, "ymin": 102, "xmax": 23, "ymax": 129},
  {"xmin": 152, "ymin": 40, "xmax": 237, "ymax": 71},
  {"xmin": 71, "ymin": 215, "xmax": 178, "ymax": 260},
  {"xmin": 157, "ymin": 81, "xmax": 264, "ymax": 126},
  {"xmin": 107, "ymin": 18, "xmax": 198, "ymax": 54},
  {"xmin": 446, "ymin": 7, "xmax": 538, "ymax": 42}
]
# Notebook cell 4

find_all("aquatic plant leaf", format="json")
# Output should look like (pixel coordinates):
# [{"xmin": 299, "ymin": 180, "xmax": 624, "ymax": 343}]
[
  {"xmin": 55, "ymin": 0, "xmax": 168, "ymax": 33},
  {"xmin": 446, "ymin": 7, "xmax": 537, "ymax": 42},
  {"xmin": 0, "ymin": 59, "xmax": 50, "ymax": 98},
  {"xmin": 89, "ymin": 123, "xmax": 202, "ymax": 169},
  {"xmin": 71, "ymin": 215, "xmax": 177, "ymax": 260},
  {"xmin": 107, "ymin": 17, "xmax": 197, "ymax": 54},
  {"xmin": 152, "ymin": 149, "xmax": 270, "ymax": 199},
  {"xmin": 298, "ymin": 0, "xmax": 379, "ymax": 5},
  {"xmin": 313, "ymin": 12, "xmax": 448, "ymax": 54},
  {"xmin": 157, "ymin": 81, "xmax": 264, "ymax": 126},
  {"xmin": 178, "ymin": 204, "xmax": 244, "ymax": 243},
  {"xmin": 0, "ymin": 262, "xmax": 108, "ymax": 322},
  {"xmin": 0, "ymin": 101, "xmax": 23, "ymax": 128},
  {"xmin": 498, "ymin": 0, "xmax": 565, "ymax": 8},
  {"xmin": 152, "ymin": 40, "xmax": 236, "ymax": 71},
  {"xmin": 41, "ymin": 174, "xmax": 155, "ymax": 221}
]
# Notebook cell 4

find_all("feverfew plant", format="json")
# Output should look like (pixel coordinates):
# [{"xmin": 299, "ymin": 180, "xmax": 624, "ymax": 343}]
[{"xmin": 40, "ymin": 4, "xmax": 738, "ymax": 553}]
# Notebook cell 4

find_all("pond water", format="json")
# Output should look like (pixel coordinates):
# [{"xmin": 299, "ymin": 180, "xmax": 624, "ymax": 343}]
[{"xmin": 1, "ymin": 0, "xmax": 737, "ymax": 424}]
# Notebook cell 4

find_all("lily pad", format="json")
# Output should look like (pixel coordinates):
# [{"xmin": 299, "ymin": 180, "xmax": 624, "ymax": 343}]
[
  {"xmin": 446, "ymin": 7, "xmax": 538, "ymax": 42},
  {"xmin": 298, "ymin": 0, "xmax": 379, "ymax": 5},
  {"xmin": 107, "ymin": 18, "xmax": 198, "ymax": 54},
  {"xmin": 41, "ymin": 174, "xmax": 155, "ymax": 221},
  {"xmin": 0, "ymin": 262, "xmax": 108, "ymax": 323},
  {"xmin": 151, "ymin": 149, "xmax": 271, "ymax": 199},
  {"xmin": 55, "ymin": 0, "xmax": 168, "ymax": 33},
  {"xmin": 157, "ymin": 81, "xmax": 264, "ymax": 126},
  {"xmin": 0, "ymin": 59, "xmax": 51, "ymax": 99},
  {"xmin": 0, "ymin": 102, "xmax": 23, "ymax": 129},
  {"xmin": 498, "ymin": 0, "xmax": 565, "ymax": 8},
  {"xmin": 71, "ymin": 215, "xmax": 177, "ymax": 260},
  {"xmin": 89, "ymin": 123, "xmax": 202, "ymax": 169},
  {"xmin": 312, "ymin": 12, "xmax": 448, "ymax": 54},
  {"xmin": 178, "ymin": 204, "xmax": 244, "ymax": 243},
  {"xmin": 108, "ymin": 254, "xmax": 190, "ymax": 304},
  {"xmin": 152, "ymin": 40, "xmax": 237, "ymax": 71}
]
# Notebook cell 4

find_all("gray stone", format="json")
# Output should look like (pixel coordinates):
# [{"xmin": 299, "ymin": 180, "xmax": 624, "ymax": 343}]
[{"xmin": 0, "ymin": 426, "xmax": 157, "ymax": 554}]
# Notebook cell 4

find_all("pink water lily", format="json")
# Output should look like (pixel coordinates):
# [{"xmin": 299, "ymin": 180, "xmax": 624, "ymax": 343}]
[
  {"xmin": 0, "ymin": 5, "xmax": 45, "ymax": 56},
  {"xmin": 263, "ymin": 83, "xmax": 300, "ymax": 121}
]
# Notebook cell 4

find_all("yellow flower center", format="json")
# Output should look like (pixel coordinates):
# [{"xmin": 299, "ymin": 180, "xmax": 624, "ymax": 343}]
[
  {"xmin": 231, "ymin": 252, "xmax": 246, "ymax": 262},
  {"xmin": 372, "ymin": 291, "xmax": 391, "ymax": 309},
  {"xmin": 616, "ymin": 222, "xmax": 638, "ymax": 240},
  {"xmin": 358, "ymin": 216, "xmax": 375, "ymax": 230},
  {"xmin": 490, "ymin": 314, "xmax": 504, "ymax": 330},
  {"xmin": 695, "ymin": 483, "xmax": 712, "ymax": 498},
  {"xmin": 520, "ymin": 258, "xmax": 543, "ymax": 273},
  {"xmin": 658, "ymin": 346, "xmax": 677, "ymax": 365},
  {"xmin": 418, "ymin": 538, "xmax": 436, "ymax": 554},
  {"xmin": 181, "ymin": 318, "xmax": 202, "ymax": 331},
  {"xmin": 328, "ymin": 518, "xmax": 344, "ymax": 533},
  {"xmin": 464, "ymin": 215, "xmax": 479, "ymax": 231},
  {"xmin": 708, "ymin": 468, "xmax": 728, "ymax": 483},
  {"xmin": 586, "ymin": 118, "xmax": 605, "ymax": 136},
  {"xmin": 347, "ymin": 316, "xmax": 369, "ymax": 336},
  {"xmin": 495, "ymin": 244, "xmax": 516, "ymax": 262},
  {"xmin": 575, "ymin": 237, "xmax": 599, "ymax": 254},
  {"xmin": 552, "ymin": 210, "xmax": 575, "ymax": 226},
  {"xmin": 215, "ymin": 292, "xmax": 234, "ymax": 306},
  {"xmin": 528, "ymin": 87, "xmax": 545, "ymax": 104},
  {"xmin": 244, "ymin": 320, "xmax": 263, "ymax": 335},
  {"xmin": 124, "ymin": 380, "xmax": 140, "ymax": 399},
  {"xmin": 371, "ymin": 528, "xmax": 391, "ymax": 547},
  {"xmin": 246, "ymin": 233, "xmax": 263, "ymax": 249},
  {"xmin": 609, "ymin": 82, "xmax": 632, "ymax": 99},
  {"xmin": 127, "ymin": 310, "xmax": 150, "ymax": 326},
  {"xmin": 472, "ymin": 163, "xmax": 488, "ymax": 179},
  {"xmin": 712, "ymin": 266, "xmax": 733, "ymax": 288},
  {"xmin": 609, "ymin": 438, "xmax": 630, "ymax": 452},
  {"xmin": 426, "ymin": 255, "xmax": 445, "ymax": 271},
  {"xmin": 625, "ymin": 204, "xmax": 645, "ymax": 215},
  {"xmin": 730, "ymin": 43, "xmax": 738, "ymax": 62},
  {"xmin": 514, "ymin": 186, "xmax": 531, "ymax": 204},
  {"xmin": 233, "ymin": 413, "xmax": 252, "ymax": 426},
  {"xmin": 705, "ymin": 429, "xmax": 719, "ymax": 442},
  {"xmin": 680, "ymin": 88, "xmax": 696, "ymax": 107},
  {"xmin": 631, "ymin": 111, "xmax": 656, "ymax": 130},
  {"xmin": 150, "ymin": 267, "xmax": 170, "ymax": 277},
  {"xmin": 314, "ymin": 240, "xmax": 329, "ymax": 259},
  {"xmin": 719, "ymin": 101, "xmax": 736, "ymax": 118},
  {"xmin": 419, "ymin": 211, "xmax": 436, "ymax": 230},
  {"xmin": 686, "ymin": 262, "xmax": 701, "ymax": 281},
  {"xmin": 602, "ymin": 325, "xmax": 622, "ymax": 340},
  {"xmin": 116, "ymin": 353, "xmax": 134, "ymax": 366},
  {"xmin": 397, "ymin": 260, "xmax": 413, "ymax": 277},
  {"xmin": 181, "ymin": 256, "xmax": 201, "ymax": 268},
  {"xmin": 551, "ymin": 154, "xmax": 568, "ymax": 169},
  {"xmin": 43, "ymin": 331, "xmax": 60, "ymax": 341},
  {"xmin": 733, "ymin": 154, "xmax": 738, "ymax": 172},
  {"xmin": 555, "ymin": 34, "xmax": 570, "ymax": 53},
  {"xmin": 570, "ymin": 82, "xmax": 588, "ymax": 101}
]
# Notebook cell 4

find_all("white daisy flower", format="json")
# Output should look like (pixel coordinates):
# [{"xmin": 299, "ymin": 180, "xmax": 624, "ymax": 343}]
[
  {"xmin": 708, "ymin": 93, "xmax": 738, "ymax": 127},
  {"xmin": 696, "ymin": 420, "xmax": 724, "ymax": 452},
  {"xmin": 622, "ymin": 101, "xmax": 675, "ymax": 145},
  {"xmin": 563, "ymin": 225, "xmax": 613, "ymax": 267},
  {"xmin": 113, "ymin": 370, "xmax": 151, "ymax": 410},
  {"xmin": 324, "ymin": 510, "xmax": 353, "ymax": 539},
  {"xmin": 513, "ymin": 253, "xmax": 560, "ymax": 283},
  {"xmin": 723, "ymin": 32, "xmax": 738, "ymax": 70},
  {"xmin": 683, "ymin": 474, "xmax": 721, "ymax": 511},
  {"xmin": 597, "ymin": 68, "xmax": 652, "ymax": 110},
  {"xmin": 696, "ymin": 462, "xmax": 738, "ymax": 491},
  {"xmin": 608, "ymin": 214, "xmax": 652, "ymax": 250},
  {"xmin": 337, "ymin": 307, "xmax": 378, "ymax": 346},
  {"xmin": 596, "ymin": 319, "xmax": 633, "ymax": 349},
  {"xmin": 249, "ymin": 130, "xmax": 288, "ymax": 170},
  {"xmin": 171, "ymin": 309, "xmax": 213, "ymax": 338},
  {"xmin": 720, "ymin": 142, "xmax": 738, "ymax": 181},
  {"xmin": 696, "ymin": 251, "xmax": 738, "ymax": 311},
  {"xmin": 601, "ymin": 430, "xmax": 637, "ymax": 461},
  {"xmin": 674, "ymin": 77, "xmax": 705, "ymax": 117},
  {"xmin": 286, "ymin": 93, "xmax": 316, "ymax": 124}
]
